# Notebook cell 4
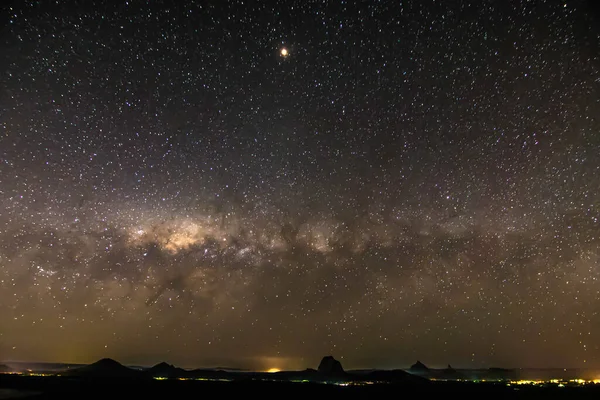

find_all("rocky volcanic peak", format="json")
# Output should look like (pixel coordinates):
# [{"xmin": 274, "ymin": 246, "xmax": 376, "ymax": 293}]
[
  {"xmin": 438, "ymin": 364, "xmax": 465, "ymax": 380},
  {"xmin": 410, "ymin": 360, "xmax": 429, "ymax": 371},
  {"xmin": 148, "ymin": 361, "xmax": 186, "ymax": 377},
  {"xmin": 318, "ymin": 356, "xmax": 345, "ymax": 375}
]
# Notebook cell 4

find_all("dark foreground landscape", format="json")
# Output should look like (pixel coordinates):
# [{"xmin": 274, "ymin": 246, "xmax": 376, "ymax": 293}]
[
  {"xmin": 3, "ymin": 375, "xmax": 600, "ymax": 399},
  {"xmin": 2, "ymin": 357, "xmax": 600, "ymax": 399}
]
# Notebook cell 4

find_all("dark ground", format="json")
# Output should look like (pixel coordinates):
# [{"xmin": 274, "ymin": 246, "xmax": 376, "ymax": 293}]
[{"xmin": 2, "ymin": 375, "xmax": 600, "ymax": 399}]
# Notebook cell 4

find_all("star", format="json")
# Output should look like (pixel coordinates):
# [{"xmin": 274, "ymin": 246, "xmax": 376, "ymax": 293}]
[{"xmin": 280, "ymin": 48, "xmax": 288, "ymax": 57}]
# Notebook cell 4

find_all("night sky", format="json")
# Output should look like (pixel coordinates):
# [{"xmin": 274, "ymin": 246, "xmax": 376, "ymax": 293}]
[{"xmin": 1, "ymin": 0, "xmax": 599, "ymax": 371}]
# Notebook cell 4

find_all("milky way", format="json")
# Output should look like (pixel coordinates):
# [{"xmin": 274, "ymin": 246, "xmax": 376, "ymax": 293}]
[{"xmin": 1, "ymin": 1, "xmax": 599, "ymax": 370}]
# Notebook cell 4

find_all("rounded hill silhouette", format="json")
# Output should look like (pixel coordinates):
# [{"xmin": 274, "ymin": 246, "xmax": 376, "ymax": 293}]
[{"xmin": 64, "ymin": 358, "xmax": 141, "ymax": 378}]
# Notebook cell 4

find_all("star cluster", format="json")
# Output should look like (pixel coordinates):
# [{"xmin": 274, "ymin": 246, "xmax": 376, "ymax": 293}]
[{"xmin": 0, "ymin": 0, "xmax": 599, "ymax": 370}]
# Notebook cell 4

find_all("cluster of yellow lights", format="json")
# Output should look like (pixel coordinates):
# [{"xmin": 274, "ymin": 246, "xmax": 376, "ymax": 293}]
[
  {"xmin": 152, "ymin": 376, "xmax": 233, "ymax": 382},
  {"xmin": 4, "ymin": 371, "xmax": 600, "ymax": 387},
  {"xmin": 508, "ymin": 378, "xmax": 600, "ymax": 386},
  {"xmin": 1, "ymin": 372, "xmax": 53, "ymax": 376},
  {"xmin": 334, "ymin": 381, "xmax": 376, "ymax": 386}
]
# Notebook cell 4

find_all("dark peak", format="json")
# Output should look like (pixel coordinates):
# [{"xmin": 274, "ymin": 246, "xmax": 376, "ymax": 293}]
[
  {"xmin": 318, "ymin": 356, "xmax": 344, "ymax": 375},
  {"xmin": 91, "ymin": 358, "xmax": 123, "ymax": 368},
  {"xmin": 148, "ymin": 361, "xmax": 185, "ymax": 377},
  {"xmin": 64, "ymin": 357, "xmax": 139, "ymax": 378},
  {"xmin": 152, "ymin": 362, "xmax": 173, "ymax": 369},
  {"xmin": 440, "ymin": 364, "xmax": 463, "ymax": 379},
  {"xmin": 410, "ymin": 360, "xmax": 429, "ymax": 371}
]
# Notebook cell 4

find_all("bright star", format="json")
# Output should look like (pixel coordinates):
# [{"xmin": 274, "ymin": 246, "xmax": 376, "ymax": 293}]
[{"xmin": 280, "ymin": 48, "xmax": 288, "ymax": 57}]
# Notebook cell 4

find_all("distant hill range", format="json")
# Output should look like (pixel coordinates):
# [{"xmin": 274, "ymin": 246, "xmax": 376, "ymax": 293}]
[
  {"xmin": 405, "ymin": 361, "xmax": 516, "ymax": 381},
  {"xmin": 11, "ymin": 357, "xmax": 598, "ymax": 383},
  {"xmin": 407, "ymin": 361, "xmax": 468, "ymax": 380},
  {"xmin": 57, "ymin": 356, "xmax": 426, "ymax": 384}
]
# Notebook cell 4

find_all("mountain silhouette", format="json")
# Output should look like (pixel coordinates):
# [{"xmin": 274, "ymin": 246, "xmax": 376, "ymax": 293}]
[
  {"xmin": 63, "ymin": 358, "xmax": 141, "ymax": 378},
  {"xmin": 317, "ymin": 356, "xmax": 345, "ymax": 375},
  {"xmin": 409, "ymin": 360, "xmax": 429, "ymax": 371},
  {"xmin": 437, "ymin": 364, "xmax": 464, "ymax": 380},
  {"xmin": 147, "ymin": 362, "xmax": 187, "ymax": 378}
]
